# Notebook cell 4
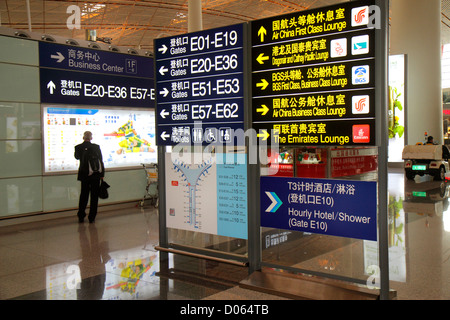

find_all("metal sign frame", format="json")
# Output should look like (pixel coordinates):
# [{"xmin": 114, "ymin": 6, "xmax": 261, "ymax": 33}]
[{"xmin": 156, "ymin": 0, "xmax": 390, "ymax": 299}]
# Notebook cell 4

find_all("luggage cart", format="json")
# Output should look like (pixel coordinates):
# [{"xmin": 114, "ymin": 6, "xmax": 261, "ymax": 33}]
[{"xmin": 140, "ymin": 163, "xmax": 159, "ymax": 208}]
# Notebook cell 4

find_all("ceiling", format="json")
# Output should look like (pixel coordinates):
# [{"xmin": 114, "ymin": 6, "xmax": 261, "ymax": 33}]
[{"xmin": 1, "ymin": 0, "xmax": 450, "ymax": 52}]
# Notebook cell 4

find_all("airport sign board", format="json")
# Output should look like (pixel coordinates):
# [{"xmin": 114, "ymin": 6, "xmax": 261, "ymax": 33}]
[
  {"xmin": 39, "ymin": 42, "xmax": 154, "ymax": 78},
  {"xmin": 251, "ymin": 0, "xmax": 377, "ymax": 146},
  {"xmin": 40, "ymin": 68, "xmax": 155, "ymax": 108},
  {"xmin": 260, "ymin": 176, "xmax": 377, "ymax": 241},
  {"xmin": 39, "ymin": 41, "xmax": 155, "ymax": 108},
  {"xmin": 154, "ymin": 24, "xmax": 246, "ymax": 145}
]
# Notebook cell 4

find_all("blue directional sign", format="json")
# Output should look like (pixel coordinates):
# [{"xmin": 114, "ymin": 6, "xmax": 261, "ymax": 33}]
[
  {"xmin": 156, "ymin": 48, "xmax": 243, "ymax": 81},
  {"xmin": 156, "ymin": 73, "xmax": 244, "ymax": 104},
  {"xmin": 39, "ymin": 42, "xmax": 154, "ymax": 78},
  {"xmin": 260, "ymin": 176, "xmax": 377, "ymax": 241},
  {"xmin": 155, "ymin": 24, "xmax": 244, "ymax": 59},
  {"xmin": 39, "ymin": 41, "xmax": 155, "ymax": 108},
  {"xmin": 40, "ymin": 68, "xmax": 155, "ymax": 108},
  {"xmin": 154, "ymin": 23, "xmax": 246, "ymax": 145}
]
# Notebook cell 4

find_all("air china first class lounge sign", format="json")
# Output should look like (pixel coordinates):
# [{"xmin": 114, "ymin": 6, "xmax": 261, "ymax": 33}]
[{"xmin": 252, "ymin": 0, "xmax": 376, "ymax": 146}]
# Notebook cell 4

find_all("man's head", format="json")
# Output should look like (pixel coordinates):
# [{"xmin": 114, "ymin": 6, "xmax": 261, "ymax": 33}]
[{"xmin": 83, "ymin": 131, "xmax": 93, "ymax": 141}]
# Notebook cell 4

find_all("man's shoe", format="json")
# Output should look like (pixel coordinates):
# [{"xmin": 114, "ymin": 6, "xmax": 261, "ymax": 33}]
[{"xmin": 78, "ymin": 213, "xmax": 86, "ymax": 223}]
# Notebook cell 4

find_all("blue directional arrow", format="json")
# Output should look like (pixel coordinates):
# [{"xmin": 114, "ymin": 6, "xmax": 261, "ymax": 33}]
[{"xmin": 265, "ymin": 192, "xmax": 283, "ymax": 213}]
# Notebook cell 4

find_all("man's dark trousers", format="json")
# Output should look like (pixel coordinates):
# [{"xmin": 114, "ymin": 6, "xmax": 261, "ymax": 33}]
[{"xmin": 78, "ymin": 174, "xmax": 101, "ymax": 222}]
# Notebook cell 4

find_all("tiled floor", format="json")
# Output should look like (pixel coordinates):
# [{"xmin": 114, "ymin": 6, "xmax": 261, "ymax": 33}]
[{"xmin": 1, "ymin": 169, "xmax": 449, "ymax": 300}]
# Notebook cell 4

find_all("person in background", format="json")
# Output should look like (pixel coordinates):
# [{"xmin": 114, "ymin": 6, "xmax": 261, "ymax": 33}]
[
  {"xmin": 75, "ymin": 131, "xmax": 105, "ymax": 223},
  {"xmin": 426, "ymin": 136, "xmax": 436, "ymax": 145}
]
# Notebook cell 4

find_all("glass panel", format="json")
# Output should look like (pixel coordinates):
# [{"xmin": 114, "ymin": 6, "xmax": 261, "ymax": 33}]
[
  {"xmin": 0, "ymin": 36, "xmax": 39, "ymax": 66},
  {"xmin": 42, "ymin": 174, "xmax": 79, "ymax": 212},
  {"xmin": 296, "ymin": 147, "xmax": 327, "ymax": 178},
  {"xmin": 0, "ymin": 63, "xmax": 39, "ymax": 103},
  {"xmin": 261, "ymin": 147, "xmax": 295, "ymax": 177},
  {"xmin": 0, "ymin": 176, "xmax": 43, "ymax": 217},
  {"xmin": 0, "ymin": 140, "xmax": 42, "ymax": 178},
  {"xmin": 166, "ymin": 147, "xmax": 249, "ymax": 257},
  {"xmin": 330, "ymin": 147, "xmax": 378, "ymax": 180},
  {"xmin": 168, "ymin": 229, "xmax": 248, "ymax": 256},
  {"xmin": 43, "ymin": 169, "xmax": 147, "ymax": 212},
  {"xmin": 0, "ymin": 102, "xmax": 41, "ymax": 140},
  {"xmin": 104, "ymin": 169, "xmax": 147, "ymax": 203},
  {"xmin": 261, "ymin": 146, "xmax": 379, "ymax": 283}
]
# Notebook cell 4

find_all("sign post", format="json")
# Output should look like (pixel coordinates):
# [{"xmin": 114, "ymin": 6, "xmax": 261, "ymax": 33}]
[
  {"xmin": 374, "ymin": 0, "xmax": 390, "ymax": 300},
  {"xmin": 250, "ymin": 0, "xmax": 391, "ymax": 298},
  {"xmin": 154, "ymin": 24, "xmax": 251, "ymax": 263},
  {"xmin": 153, "ymin": 0, "xmax": 390, "ymax": 298}
]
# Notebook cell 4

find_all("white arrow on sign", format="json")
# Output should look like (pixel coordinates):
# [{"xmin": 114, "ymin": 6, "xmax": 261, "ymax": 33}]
[
  {"xmin": 161, "ymin": 131, "xmax": 170, "ymax": 141},
  {"xmin": 159, "ymin": 65, "xmax": 169, "ymax": 76},
  {"xmin": 159, "ymin": 88, "xmax": 169, "ymax": 97},
  {"xmin": 265, "ymin": 191, "xmax": 283, "ymax": 213},
  {"xmin": 160, "ymin": 109, "xmax": 169, "ymax": 119},
  {"xmin": 47, "ymin": 81, "xmax": 56, "ymax": 94},
  {"xmin": 50, "ymin": 52, "xmax": 65, "ymax": 63},
  {"xmin": 158, "ymin": 44, "xmax": 168, "ymax": 54}
]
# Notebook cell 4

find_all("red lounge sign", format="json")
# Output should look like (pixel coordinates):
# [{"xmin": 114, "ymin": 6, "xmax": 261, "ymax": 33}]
[{"xmin": 352, "ymin": 124, "xmax": 370, "ymax": 143}]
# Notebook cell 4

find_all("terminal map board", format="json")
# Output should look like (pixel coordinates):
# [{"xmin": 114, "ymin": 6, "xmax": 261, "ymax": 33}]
[
  {"xmin": 251, "ymin": 0, "xmax": 376, "ymax": 146},
  {"xmin": 165, "ymin": 152, "xmax": 247, "ymax": 239},
  {"xmin": 43, "ymin": 106, "xmax": 156, "ymax": 173}
]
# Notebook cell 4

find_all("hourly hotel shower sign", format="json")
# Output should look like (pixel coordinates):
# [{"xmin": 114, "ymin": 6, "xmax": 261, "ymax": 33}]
[{"xmin": 260, "ymin": 176, "xmax": 377, "ymax": 241}]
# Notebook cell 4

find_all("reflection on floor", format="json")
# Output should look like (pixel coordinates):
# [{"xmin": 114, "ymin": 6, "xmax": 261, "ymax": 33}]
[
  {"xmin": 0, "ymin": 207, "xmax": 284, "ymax": 300},
  {"xmin": 0, "ymin": 168, "xmax": 449, "ymax": 300}
]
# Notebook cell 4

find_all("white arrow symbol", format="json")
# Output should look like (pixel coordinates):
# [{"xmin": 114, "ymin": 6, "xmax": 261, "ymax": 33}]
[
  {"xmin": 161, "ymin": 131, "xmax": 170, "ymax": 141},
  {"xmin": 47, "ymin": 81, "xmax": 56, "ymax": 94},
  {"xmin": 158, "ymin": 45, "xmax": 168, "ymax": 54},
  {"xmin": 159, "ymin": 65, "xmax": 169, "ymax": 76},
  {"xmin": 160, "ymin": 109, "xmax": 169, "ymax": 118},
  {"xmin": 160, "ymin": 88, "xmax": 169, "ymax": 97},
  {"xmin": 50, "ymin": 52, "xmax": 65, "ymax": 63},
  {"xmin": 265, "ymin": 192, "xmax": 283, "ymax": 213}
]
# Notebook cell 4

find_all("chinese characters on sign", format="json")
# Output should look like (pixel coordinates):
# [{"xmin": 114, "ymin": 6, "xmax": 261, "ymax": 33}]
[
  {"xmin": 252, "ymin": 0, "xmax": 376, "ymax": 146},
  {"xmin": 39, "ymin": 42, "xmax": 155, "ymax": 107},
  {"xmin": 154, "ymin": 24, "xmax": 246, "ymax": 145},
  {"xmin": 261, "ymin": 176, "xmax": 377, "ymax": 241}
]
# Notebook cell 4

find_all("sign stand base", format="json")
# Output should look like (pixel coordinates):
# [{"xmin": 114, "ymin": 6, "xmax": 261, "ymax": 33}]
[{"xmin": 239, "ymin": 270, "xmax": 396, "ymax": 300}]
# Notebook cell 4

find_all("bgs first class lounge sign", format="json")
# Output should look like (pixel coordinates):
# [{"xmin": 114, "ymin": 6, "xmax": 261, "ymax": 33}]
[{"xmin": 252, "ymin": 0, "xmax": 377, "ymax": 146}]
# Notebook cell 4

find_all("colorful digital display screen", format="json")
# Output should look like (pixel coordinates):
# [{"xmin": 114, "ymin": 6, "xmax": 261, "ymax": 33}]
[{"xmin": 43, "ymin": 105, "xmax": 156, "ymax": 173}]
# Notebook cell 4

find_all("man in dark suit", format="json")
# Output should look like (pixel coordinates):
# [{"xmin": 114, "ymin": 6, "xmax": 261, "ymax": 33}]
[{"xmin": 75, "ymin": 131, "xmax": 105, "ymax": 223}]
